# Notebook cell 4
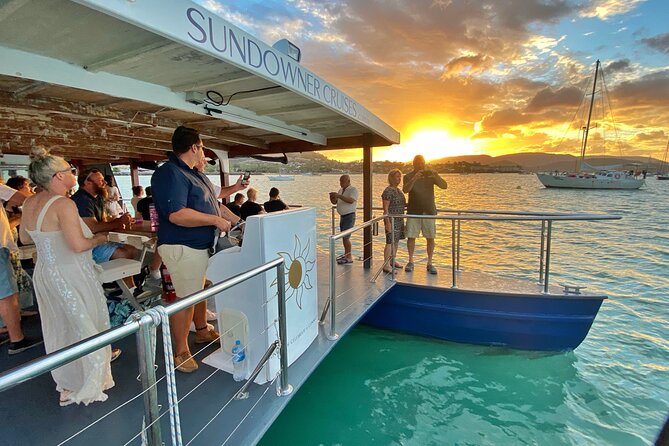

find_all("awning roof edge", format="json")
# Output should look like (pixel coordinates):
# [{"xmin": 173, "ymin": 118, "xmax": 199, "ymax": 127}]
[{"xmin": 73, "ymin": 0, "xmax": 400, "ymax": 145}]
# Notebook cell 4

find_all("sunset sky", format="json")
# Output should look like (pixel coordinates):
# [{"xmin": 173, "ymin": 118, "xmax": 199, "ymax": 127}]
[{"xmin": 202, "ymin": 0, "xmax": 669, "ymax": 162}]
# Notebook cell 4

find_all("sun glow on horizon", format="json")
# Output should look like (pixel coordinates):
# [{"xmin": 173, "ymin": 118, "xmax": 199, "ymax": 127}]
[{"xmin": 379, "ymin": 128, "xmax": 478, "ymax": 162}]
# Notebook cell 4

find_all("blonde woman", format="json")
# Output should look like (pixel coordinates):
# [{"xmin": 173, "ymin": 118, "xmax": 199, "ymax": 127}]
[
  {"xmin": 381, "ymin": 169, "xmax": 406, "ymax": 273},
  {"xmin": 20, "ymin": 147, "xmax": 115, "ymax": 406}
]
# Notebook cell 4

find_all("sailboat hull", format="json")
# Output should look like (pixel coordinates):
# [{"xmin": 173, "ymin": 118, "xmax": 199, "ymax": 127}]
[{"xmin": 537, "ymin": 173, "xmax": 644, "ymax": 190}]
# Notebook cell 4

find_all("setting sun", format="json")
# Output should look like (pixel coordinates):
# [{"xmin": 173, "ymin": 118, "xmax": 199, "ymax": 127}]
[{"xmin": 380, "ymin": 128, "xmax": 477, "ymax": 162}]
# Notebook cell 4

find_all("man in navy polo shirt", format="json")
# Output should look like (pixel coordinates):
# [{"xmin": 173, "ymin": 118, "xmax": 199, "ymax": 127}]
[{"xmin": 152, "ymin": 126, "xmax": 237, "ymax": 373}]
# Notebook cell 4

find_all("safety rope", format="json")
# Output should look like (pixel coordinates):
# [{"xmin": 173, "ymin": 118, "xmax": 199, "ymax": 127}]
[{"xmin": 146, "ymin": 307, "xmax": 183, "ymax": 446}]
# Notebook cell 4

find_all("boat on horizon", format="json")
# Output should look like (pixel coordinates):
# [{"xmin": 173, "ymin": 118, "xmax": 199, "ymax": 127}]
[
  {"xmin": 268, "ymin": 174, "xmax": 295, "ymax": 181},
  {"xmin": 536, "ymin": 60, "xmax": 644, "ymax": 190}
]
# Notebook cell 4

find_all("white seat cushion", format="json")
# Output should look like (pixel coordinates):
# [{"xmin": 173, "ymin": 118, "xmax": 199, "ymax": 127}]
[{"xmin": 98, "ymin": 258, "xmax": 141, "ymax": 283}]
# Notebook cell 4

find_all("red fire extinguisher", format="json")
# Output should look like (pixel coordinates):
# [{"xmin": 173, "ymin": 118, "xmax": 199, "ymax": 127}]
[{"xmin": 160, "ymin": 263, "xmax": 177, "ymax": 303}]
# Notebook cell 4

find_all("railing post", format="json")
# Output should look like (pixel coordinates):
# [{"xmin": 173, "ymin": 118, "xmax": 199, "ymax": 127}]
[
  {"xmin": 331, "ymin": 206, "xmax": 336, "ymax": 236},
  {"xmin": 136, "ymin": 315, "xmax": 162, "ymax": 446},
  {"xmin": 456, "ymin": 213, "xmax": 461, "ymax": 271},
  {"xmin": 276, "ymin": 262, "xmax": 293, "ymax": 396},
  {"xmin": 451, "ymin": 218, "xmax": 457, "ymax": 288},
  {"xmin": 328, "ymin": 235, "xmax": 339, "ymax": 340},
  {"xmin": 538, "ymin": 220, "xmax": 545, "ymax": 284},
  {"xmin": 543, "ymin": 220, "xmax": 552, "ymax": 293}
]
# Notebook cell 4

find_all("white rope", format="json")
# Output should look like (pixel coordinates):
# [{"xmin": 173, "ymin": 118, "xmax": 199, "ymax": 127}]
[
  {"xmin": 147, "ymin": 307, "xmax": 183, "ymax": 446},
  {"xmin": 128, "ymin": 315, "xmax": 282, "ymax": 445}
]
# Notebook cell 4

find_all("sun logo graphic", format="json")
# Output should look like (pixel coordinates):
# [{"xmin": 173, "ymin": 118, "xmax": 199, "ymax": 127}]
[{"xmin": 271, "ymin": 235, "xmax": 316, "ymax": 309}]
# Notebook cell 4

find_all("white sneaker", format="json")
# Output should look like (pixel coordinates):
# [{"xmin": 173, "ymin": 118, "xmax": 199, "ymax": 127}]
[
  {"xmin": 206, "ymin": 309, "xmax": 217, "ymax": 321},
  {"xmin": 150, "ymin": 269, "xmax": 161, "ymax": 280},
  {"xmin": 189, "ymin": 322, "xmax": 215, "ymax": 333}
]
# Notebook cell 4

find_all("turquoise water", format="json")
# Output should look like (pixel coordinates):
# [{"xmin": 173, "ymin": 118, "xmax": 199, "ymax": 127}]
[{"xmin": 118, "ymin": 173, "xmax": 669, "ymax": 445}]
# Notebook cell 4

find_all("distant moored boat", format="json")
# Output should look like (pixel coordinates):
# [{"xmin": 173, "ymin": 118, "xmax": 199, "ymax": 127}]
[{"xmin": 536, "ymin": 60, "xmax": 644, "ymax": 190}]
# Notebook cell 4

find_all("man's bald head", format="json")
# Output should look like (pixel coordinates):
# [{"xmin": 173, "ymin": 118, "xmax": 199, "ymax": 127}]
[{"xmin": 339, "ymin": 174, "xmax": 350, "ymax": 188}]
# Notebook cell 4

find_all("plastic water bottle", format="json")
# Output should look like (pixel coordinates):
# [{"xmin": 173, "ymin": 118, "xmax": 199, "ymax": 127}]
[{"xmin": 231, "ymin": 340, "xmax": 246, "ymax": 381}]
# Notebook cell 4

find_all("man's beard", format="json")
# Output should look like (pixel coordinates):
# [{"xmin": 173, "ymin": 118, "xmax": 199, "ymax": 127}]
[{"xmin": 95, "ymin": 184, "xmax": 109, "ymax": 199}]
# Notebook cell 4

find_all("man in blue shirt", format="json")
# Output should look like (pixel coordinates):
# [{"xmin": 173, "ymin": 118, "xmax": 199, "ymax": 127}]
[{"xmin": 152, "ymin": 126, "xmax": 240, "ymax": 373}]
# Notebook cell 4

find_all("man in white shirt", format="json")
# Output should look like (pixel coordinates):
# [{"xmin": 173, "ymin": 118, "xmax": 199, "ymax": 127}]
[
  {"xmin": 329, "ymin": 174, "xmax": 358, "ymax": 264},
  {"xmin": 0, "ymin": 183, "xmax": 42, "ymax": 354}
]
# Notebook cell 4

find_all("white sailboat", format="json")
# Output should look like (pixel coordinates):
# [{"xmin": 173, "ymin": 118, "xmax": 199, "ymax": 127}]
[{"xmin": 537, "ymin": 60, "xmax": 644, "ymax": 190}]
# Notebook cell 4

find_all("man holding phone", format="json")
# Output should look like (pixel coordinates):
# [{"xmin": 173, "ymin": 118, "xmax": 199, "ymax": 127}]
[
  {"xmin": 153, "ymin": 126, "xmax": 235, "ymax": 373},
  {"xmin": 403, "ymin": 154, "xmax": 448, "ymax": 275}
]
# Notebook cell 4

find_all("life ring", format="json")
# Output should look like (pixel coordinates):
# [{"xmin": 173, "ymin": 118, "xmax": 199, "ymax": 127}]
[{"xmin": 614, "ymin": 173, "xmax": 620, "ymax": 179}]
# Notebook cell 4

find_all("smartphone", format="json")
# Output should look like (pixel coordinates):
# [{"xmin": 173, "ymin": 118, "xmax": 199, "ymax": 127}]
[{"xmin": 243, "ymin": 171, "xmax": 251, "ymax": 181}]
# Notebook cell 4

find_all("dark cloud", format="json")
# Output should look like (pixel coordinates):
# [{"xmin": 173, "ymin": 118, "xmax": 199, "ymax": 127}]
[
  {"xmin": 526, "ymin": 86, "xmax": 583, "ymax": 112},
  {"xmin": 319, "ymin": 0, "xmax": 576, "ymax": 67},
  {"xmin": 443, "ymin": 54, "xmax": 493, "ymax": 77},
  {"xmin": 480, "ymin": 108, "xmax": 532, "ymax": 130},
  {"xmin": 612, "ymin": 70, "xmax": 669, "ymax": 107},
  {"xmin": 606, "ymin": 59, "xmax": 631, "ymax": 73},
  {"xmin": 640, "ymin": 33, "xmax": 669, "ymax": 54}
]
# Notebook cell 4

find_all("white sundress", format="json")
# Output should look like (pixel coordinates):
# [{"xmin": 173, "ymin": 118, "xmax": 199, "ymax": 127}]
[{"xmin": 27, "ymin": 195, "xmax": 114, "ymax": 405}]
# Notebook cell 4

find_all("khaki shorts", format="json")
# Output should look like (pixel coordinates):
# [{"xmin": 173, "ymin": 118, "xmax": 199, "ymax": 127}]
[
  {"xmin": 406, "ymin": 217, "xmax": 436, "ymax": 239},
  {"xmin": 157, "ymin": 244, "xmax": 209, "ymax": 298}
]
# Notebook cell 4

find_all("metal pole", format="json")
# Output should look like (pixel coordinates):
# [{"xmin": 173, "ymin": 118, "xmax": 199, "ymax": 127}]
[
  {"xmin": 234, "ymin": 341, "xmax": 278, "ymax": 400},
  {"xmin": 543, "ymin": 220, "xmax": 553, "ymax": 293},
  {"xmin": 451, "ymin": 219, "xmax": 457, "ymax": 288},
  {"xmin": 276, "ymin": 262, "xmax": 293, "ymax": 396},
  {"xmin": 331, "ymin": 206, "xmax": 336, "ymax": 235},
  {"xmin": 457, "ymin": 213, "xmax": 461, "ymax": 271},
  {"xmin": 136, "ymin": 316, "xmax": 162, "ymax": 446},
  {"xmin": 328, "ymin": 236, "xmax": 339, "ymax": 340},
  {"xmin": 538, "ymin": 220, "xmax": 545, "ymax": 284}
]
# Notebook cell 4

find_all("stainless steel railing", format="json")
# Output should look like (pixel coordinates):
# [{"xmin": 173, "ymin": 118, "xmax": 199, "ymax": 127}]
[
  {"xmin": 322, "ymin": 211, "xmax": 620, "ymax": 341},
  {"xmin": 0, "ymin": 256, "xmax": 290, "ymax": 446}
]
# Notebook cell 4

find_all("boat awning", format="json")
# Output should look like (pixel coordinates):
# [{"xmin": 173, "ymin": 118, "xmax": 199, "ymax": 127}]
[{"xmin": 0, "ymin": 0, "xmax": 399, "ymax": 164}]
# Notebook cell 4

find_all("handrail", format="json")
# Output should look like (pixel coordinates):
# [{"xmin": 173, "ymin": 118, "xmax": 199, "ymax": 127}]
[
  {"xmin": 0, "ymin": 256, "xmax": 284, "ymax": 392},
  {"xmin": 323, "ymin": 210, "xmax": 621, "ymax": 339},
  {"xmin": 330, "ymin": 204, "xmax": 614, "ymax": 216}
]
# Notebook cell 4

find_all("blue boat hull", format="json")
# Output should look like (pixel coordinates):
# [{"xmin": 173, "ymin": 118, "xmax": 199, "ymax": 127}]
[{"xmin": 361, "ymin": 283, "xmax": 605, "ymax": 351}]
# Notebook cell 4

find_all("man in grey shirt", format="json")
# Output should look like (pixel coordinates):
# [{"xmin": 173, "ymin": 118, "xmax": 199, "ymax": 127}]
[{"xmin": 402, "ymin": 155, "xmax": 448, "ymax": 274}]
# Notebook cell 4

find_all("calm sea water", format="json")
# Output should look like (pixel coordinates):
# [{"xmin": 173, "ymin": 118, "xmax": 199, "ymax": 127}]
[{"xmin": 118, "ymin": 173, "xmax": 669, "ymax": 445}]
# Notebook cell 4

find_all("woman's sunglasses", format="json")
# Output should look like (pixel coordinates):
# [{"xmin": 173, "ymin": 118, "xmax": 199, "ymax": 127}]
[{"xmin": 52, "ymin": 165, "xmax": 78, "ymax": 177}]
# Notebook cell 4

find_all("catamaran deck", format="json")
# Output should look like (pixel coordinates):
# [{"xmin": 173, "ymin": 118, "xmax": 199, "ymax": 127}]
[{"xmin": 1, "ymin": 251, "xmax": 394, "ymax": 446}]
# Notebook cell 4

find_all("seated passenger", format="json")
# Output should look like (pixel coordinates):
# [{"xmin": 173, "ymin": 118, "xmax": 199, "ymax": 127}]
[
  {"xmin": 71, "ymin": 169, "xmax": 136, "ymax": 263},
  {"xmin": 136, "ymin": 186, "xmax": 154, "ymax": 221},
  {"xmin": 225, "ymin": 193, "xmax": 244, "ymax": 217},
  {"xmin": 20, "ymin": 147, "xmax": 114, "ymax": 405},
  {"xmin": 263, "ymin": 187, "xmax": 288, "ymax": 213},
  {"xmin": 240, "ymin": 188, "xmax": 263, "ymax": 220},
  {"xmin": 5, "ymin": 176, "xmax": 34, "ymax": 197},
  {"xmin": 130, "ymin": 185, "xmax": 144, "ymax": 219},
  {"xmin": 71, "ymin": 169, "xmax": 145, "ymax": 295}
]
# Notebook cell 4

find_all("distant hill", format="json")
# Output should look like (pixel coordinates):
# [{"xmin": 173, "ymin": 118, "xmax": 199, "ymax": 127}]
[{"xmin": 227, "ymin": 151, "xmax": 661, "ymax": 174}]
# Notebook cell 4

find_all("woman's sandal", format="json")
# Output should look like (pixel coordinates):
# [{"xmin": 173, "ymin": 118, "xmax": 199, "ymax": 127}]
[{"xmin": 59, "ymin": 390, "xmax": 74, "ymax": 407}]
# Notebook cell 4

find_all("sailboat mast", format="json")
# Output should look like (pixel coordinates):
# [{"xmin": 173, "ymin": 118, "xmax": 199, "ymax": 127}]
[{"xmin": 581, "ymin": 59, "xmax": 600, "ymax": 170}]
